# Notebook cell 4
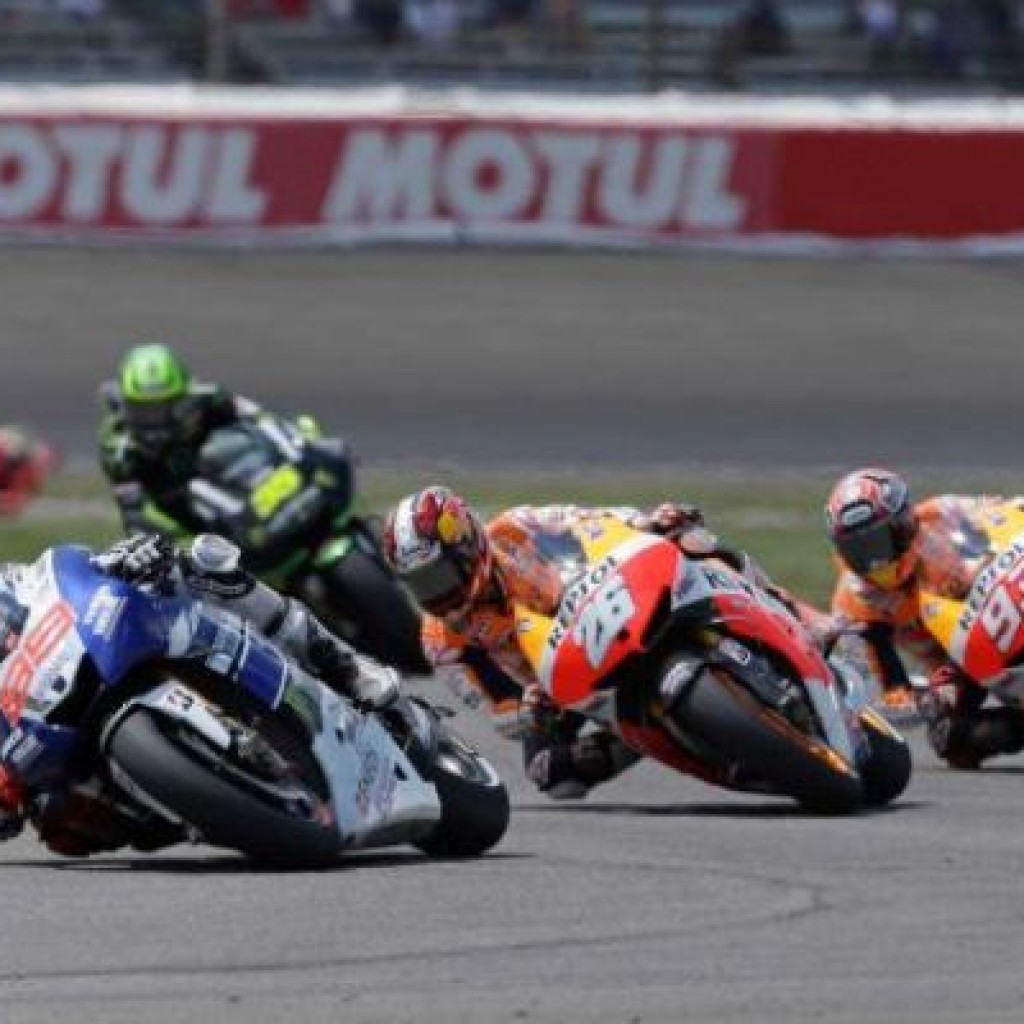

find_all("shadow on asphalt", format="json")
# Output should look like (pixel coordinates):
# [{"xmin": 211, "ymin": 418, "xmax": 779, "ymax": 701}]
[
  {"xmin": 914, "ymin": 762, "xmax": 1024, "ymax": 776},
  {"xmin": 5, "ymin": 849, "xmax": 529, "ymax": 874},
  {"xmin": 516, "ymin": 800, "xmax": 928, "ymax": 818}
]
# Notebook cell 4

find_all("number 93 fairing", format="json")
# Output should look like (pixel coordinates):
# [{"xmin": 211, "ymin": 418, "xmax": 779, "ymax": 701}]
[
  {"xmin": 0, "ymin": 546, "xmax": 508, "ymax": 866},
  {"xmin": 515, "ymin": 516, "xmax": 911, "ymax": 813},
  {"xmin": 918, "ymin": 500, "xmax": 1024, "ymax": 703}
]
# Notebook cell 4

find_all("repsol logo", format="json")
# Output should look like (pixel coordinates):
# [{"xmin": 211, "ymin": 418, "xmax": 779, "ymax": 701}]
[
  {"xmin": 958, "ymin": 538, "xmax": 1024, "ymax": 632},
  {"xmin": 546, "ymin": 556, "xmax": 619, "ymax": 650},
  {"xmin": 557, "ymin": 558, "xmax": 618, "ymax": 628}
]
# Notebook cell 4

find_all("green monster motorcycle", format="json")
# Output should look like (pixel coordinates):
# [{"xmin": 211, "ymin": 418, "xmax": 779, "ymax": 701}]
[{"xmin": 171, "ymin": 415, "xmax": 429, "ymax": 674}]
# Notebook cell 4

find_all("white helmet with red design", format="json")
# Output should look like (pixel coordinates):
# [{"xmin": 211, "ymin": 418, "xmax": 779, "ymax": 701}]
[
  {"xmin": 383, "ymin": 486, "xmax": 493, "ymax": 617},
  {"xmin": 825, "ymin": 468, "xmax": 918, "ymax": 588}
]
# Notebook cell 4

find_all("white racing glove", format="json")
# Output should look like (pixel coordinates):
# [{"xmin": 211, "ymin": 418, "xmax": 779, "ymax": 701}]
[
  {"xmin": 93, "ymin": 533, "xmax": 177, "ymax": 590},
  {"xmin": 348, "ymin": 654, "xmax": 401, "ymax": 711}
]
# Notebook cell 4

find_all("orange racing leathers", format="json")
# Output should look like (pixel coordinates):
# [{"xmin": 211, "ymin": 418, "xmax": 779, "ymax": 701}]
[{"xmin": 831, "ymin": 495, "xmax": 1024, "ymax": 767}]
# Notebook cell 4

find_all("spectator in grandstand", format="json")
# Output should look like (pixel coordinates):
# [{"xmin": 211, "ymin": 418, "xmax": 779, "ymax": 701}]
[
  {"xmin": 487, "ymin": 0, "xmax": 538, "ymax": 52},
  {"xmin": 404, "ymin": 0, "xmax": 458, "ymax": 48},
  {"xmin": 56, "ymin": 0, "xmax": 106, "ymax": 17},
  {"xmin": 977, "ymin": 0, "xmax": 1015, "ymax": 40},
  {"xmin": 488, "ymin": 0, "xmax": 536, "ymax": 25},
  {"xmin": 543, "ymin": 0, "xmax": 588, "ymax": 53},
  {"xmin": 908, "ymin": 1, "xmax": 965, "ymax": 78},
  {"xmin": 737, "ymin": 0, "xmax": 791, "ymax": 55},
  {"xmin": 972, "ymin": 0, "xmax": 1019, "ymax": 73},
  {"xmin": 321, "ymin": 0, "xmax": 353, "ymax": 24},
  {"xmin": 353, "ymin": 0, "xmax": 403, "ymax": 45},
  {"xmin": 0, "ymin": 425, "xmax": 58, "ymax": 517},
  {"xmin": 856, "ymin": 0, "xmax": 902, "ymax": 71},
  {"xmin": 709, "ymin": 0, "xmax": 791, "ymax": 87}
]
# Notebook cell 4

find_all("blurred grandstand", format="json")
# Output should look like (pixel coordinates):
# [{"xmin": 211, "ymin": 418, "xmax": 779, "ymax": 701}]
[{"xmin": 0, "ymin": 0, "xmax": 1020, "ymax": 92}]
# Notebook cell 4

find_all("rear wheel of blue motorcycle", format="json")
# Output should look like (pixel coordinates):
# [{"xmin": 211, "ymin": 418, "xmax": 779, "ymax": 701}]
[
  {"xmin": 107, "ymin": 709, "xmax": 339, "ymax": 868},
  {"xmin": 415, "ymin": 733, "xmax": 509, "ymax": 857}
]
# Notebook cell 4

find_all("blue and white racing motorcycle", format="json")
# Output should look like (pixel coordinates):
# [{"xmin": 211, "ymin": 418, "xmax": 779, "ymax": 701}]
[{"xmin": 1, "ymin": 546, "xmax": 509, "ymax": 866}]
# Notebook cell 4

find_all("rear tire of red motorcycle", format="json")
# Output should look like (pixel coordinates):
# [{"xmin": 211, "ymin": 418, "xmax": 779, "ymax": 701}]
[
  {"xmin": 673, "ymin": 663, "xmax": 865, "ymax": 814},
  {"xmin": 857, "ymin": 710, "xmax": 913, "ymax": 807},
  {"xmin": 107, "ymin": 709, "xmax": 339, "ymax": 868}
]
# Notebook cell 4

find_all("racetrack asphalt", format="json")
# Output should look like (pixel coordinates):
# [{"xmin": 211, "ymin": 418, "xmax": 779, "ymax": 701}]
[
  {"xmin": 2, "ymin": 249, "xmax": 1024, "ymax": 1024},
  {"xmin": 1, "ymin": 247, "xmax": 1023, "ymax": 470}
]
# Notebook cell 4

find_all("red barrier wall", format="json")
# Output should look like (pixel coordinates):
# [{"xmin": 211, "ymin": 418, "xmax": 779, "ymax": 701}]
[
  {"xmin": 776, "ymin": 129, "xmax": 1024, "ymax": 239},
  {"xmin": 0, "ymin": 115, "xmax": 1019, "ymax": 243}
]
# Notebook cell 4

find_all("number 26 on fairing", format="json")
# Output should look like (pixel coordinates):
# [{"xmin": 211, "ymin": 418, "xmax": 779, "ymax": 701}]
[{"xmin": 573, "ymin": 576, "xmax": 636, "ymax": 669}]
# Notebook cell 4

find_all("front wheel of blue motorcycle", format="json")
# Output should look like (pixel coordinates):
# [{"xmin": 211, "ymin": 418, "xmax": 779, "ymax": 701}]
[
  {"xmin": 414, "ymin": 731, "xmax": 509, "ymax": 858},
  {"xmin": 106, "ymin": 708, "xmax": 339, "ymax": 868}
]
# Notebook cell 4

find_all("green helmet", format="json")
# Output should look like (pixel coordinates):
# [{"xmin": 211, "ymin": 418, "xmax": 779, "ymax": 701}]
[
  {"xmin": 119, "ymin": 343, "xmax": 191, "ymax": 403},
  {"xmin": 118, "ymin": 344, "xmax": 195, "ymax": 454}
]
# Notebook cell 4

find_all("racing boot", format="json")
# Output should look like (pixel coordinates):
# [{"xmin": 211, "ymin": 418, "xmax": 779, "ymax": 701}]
[
  {"xmin": 944, "ymin": 709, "xmax": 1024, "ymax": 771},
  {"xmin": 569, "ymin": 730, "xmax": 642, "ymax": 789},
  {"xmin": 525, "ymin": 728, "xmax": 640, "ymax": 800},
  {"xmin": 296, "ymin": 615, "xmax": 401, "ymax": 711}
]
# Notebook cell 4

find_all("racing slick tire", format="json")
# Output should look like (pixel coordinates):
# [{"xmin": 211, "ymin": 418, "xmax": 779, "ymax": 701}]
[
  {"xmin": 415, "ymin": 731, "xmax": 509, "ymax": 858},
  {"xmin": 107, "ymin": 708, "xmax": 338, "ymax": 868},
  {"xmin": 323, "ymin": 548, "xmax": 430, "ymax": 675},
  {"xmin": 857, "ymin": 708, "xmax": 913, "ymax": 807},
  {"xmin": 671, "ymin": 660, "xmax": 865, "ymax": 814}
]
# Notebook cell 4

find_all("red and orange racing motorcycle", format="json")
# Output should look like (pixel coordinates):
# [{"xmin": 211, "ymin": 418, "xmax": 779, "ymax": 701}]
[
  {"xmin": 515, "ymin": 516, "xmax": 911, "ymax": 812},
  {"xmin": 918, "ymin": 501, "xmax": 1024, "ymax": 705}
]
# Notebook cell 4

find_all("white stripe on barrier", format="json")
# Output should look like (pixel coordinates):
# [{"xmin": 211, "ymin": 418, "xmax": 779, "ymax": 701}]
[{"xmin": 2, "ymin": 84, "xmax": 1024, "ymax": 127}]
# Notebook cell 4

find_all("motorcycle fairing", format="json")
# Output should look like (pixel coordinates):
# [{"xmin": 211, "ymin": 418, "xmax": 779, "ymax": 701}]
[
  {"xmin": 916, "ymin": 503, "xmax": 1024, "ymax": 683},
  {"xmin": 517, "ymin": 517, "xmax": 860, "ymax": 771},
  {"xmin": 0, "ymin": 717, "xmax": 79, "ymax": 791},
  {"xmin": 50, "ymin": 546, "xmax": 291, "ymax": 713},
  {"xmin": 920, "ymin": 529, "xmax": 1024, "ymax": 682},
  {"xmin": 517, "ymin": 530, "xmax": 674, "ymax": 708},
  {"xmin": 181, "ymin": 606, "xmax": 291, "ymax": 711},
  {"xmin": 292, "ymin": 679, "xmax": 441, "ymax": 848},
  {"xmin": 312, "ymin": 533, "xmax": 355, "ymax": 568},
  {"xmin": 193, "ymin": 418, "xmax": 356, "ymax": 577},
  {"xmin": 2, "ymin": 546, "xmax": 444, "ymax": 852},
  {"xmin": 53, "ymin": 546, "xmax": 183, "ymax": 682},
  {"xmin": 9, "ymin": 548, "xmax": 291, "ymax": 790},
  {"xmin": 668, "ymin": 549, "xmax": 862, "ymax": 767},
  {"xmin": 614, "ymin": 669, "xmax": 730, "ymax": 785},
  {"xmin": 0, "ymin": 547, "xmax": 178, "ymax": 787}
]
